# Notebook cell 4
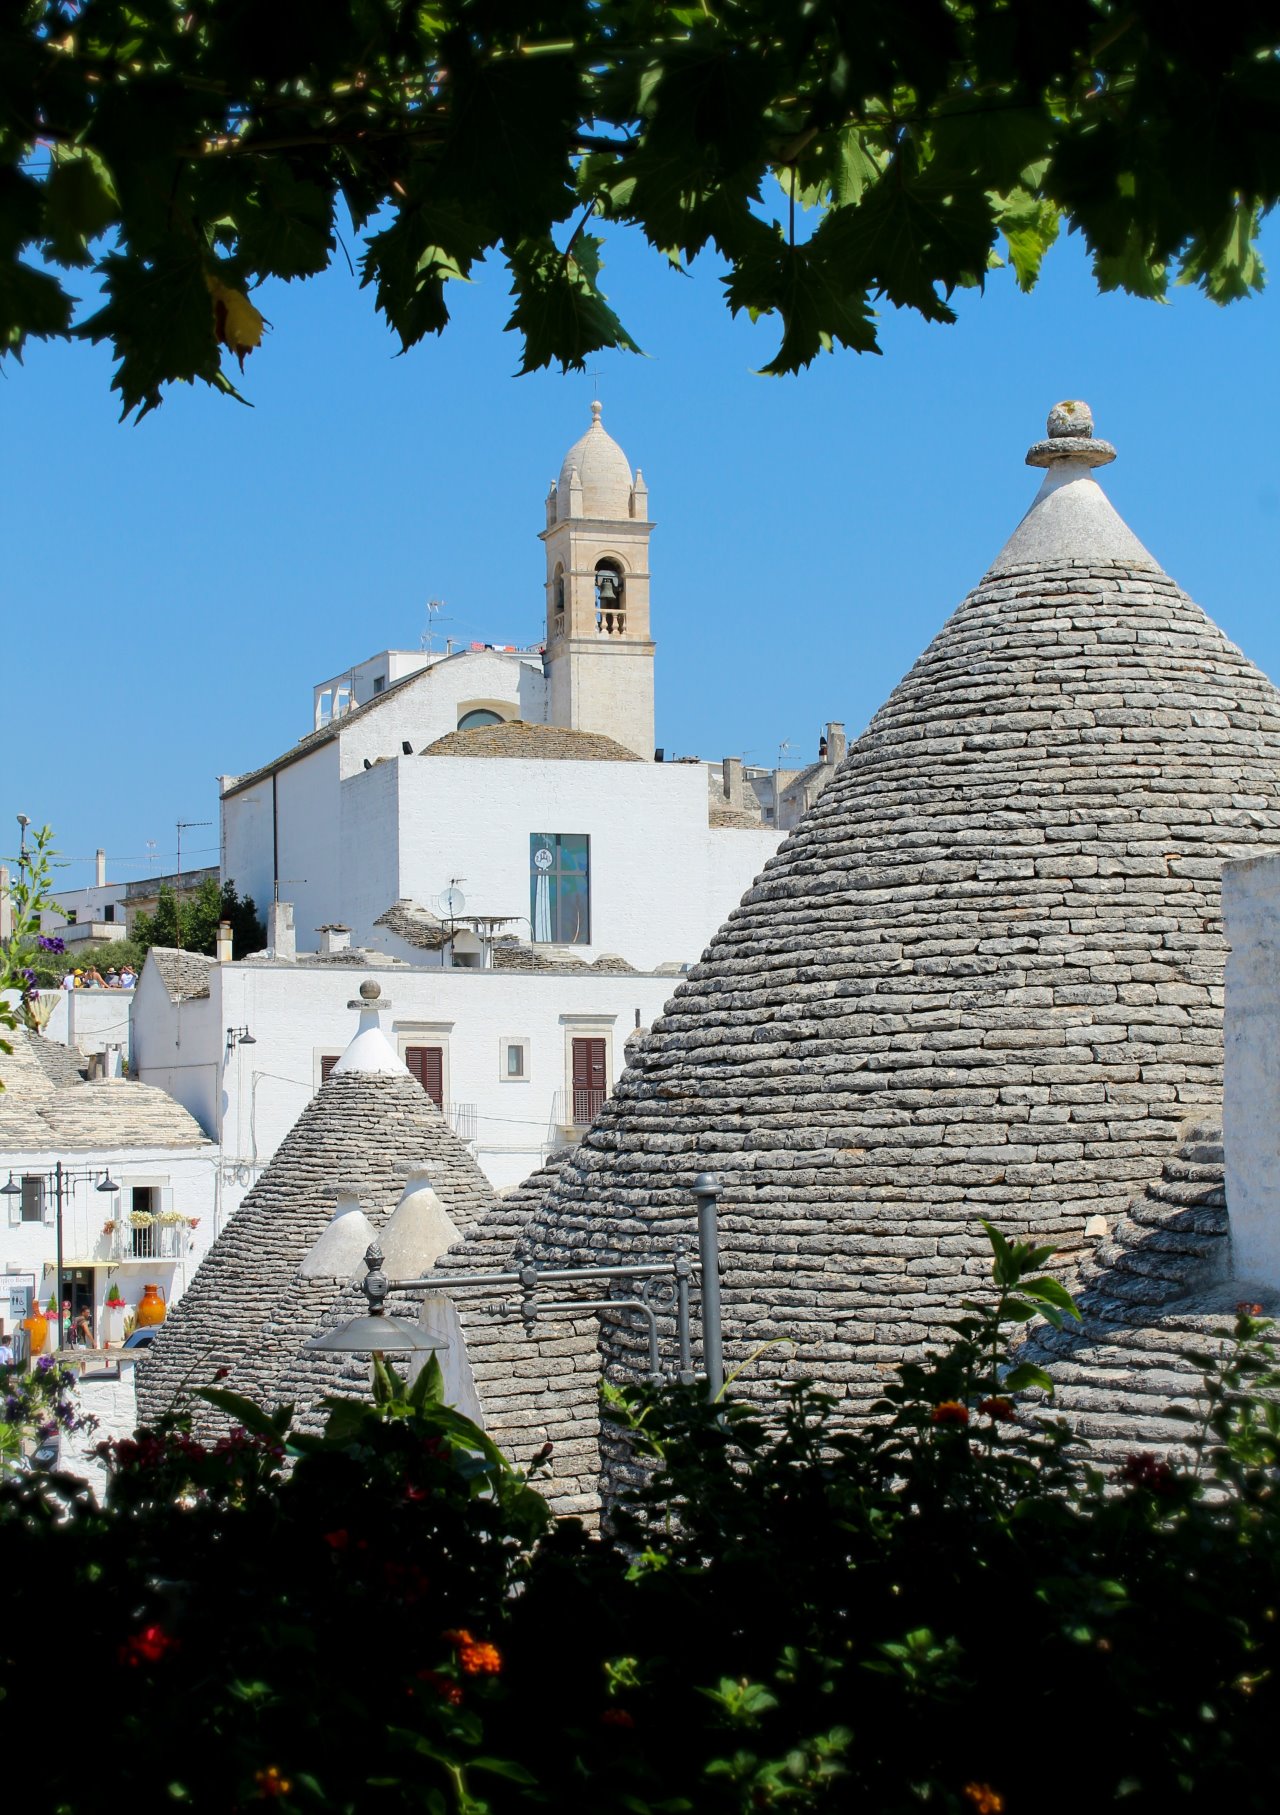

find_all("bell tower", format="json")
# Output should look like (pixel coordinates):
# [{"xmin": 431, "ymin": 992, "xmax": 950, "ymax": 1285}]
[{"xmin": 541, "ymin": 402, "xmax": 655, "ymax": 760}]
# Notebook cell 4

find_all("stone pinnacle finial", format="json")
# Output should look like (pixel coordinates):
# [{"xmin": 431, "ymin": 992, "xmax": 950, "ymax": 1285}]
[
  {"xmin": 590, "ymin": 399, "xmax": 602, "ymax": 424},
  {"xmin": 359, "ymin": 979, "xmax": 381, "ymax": 1001},
  {"xmin": 1026, "ymin": 399, "xmax": 1115, "ymax": 470},
  {"xmin": 347, "ymin": 976, "xmax": 392, "ymax": 1013}
]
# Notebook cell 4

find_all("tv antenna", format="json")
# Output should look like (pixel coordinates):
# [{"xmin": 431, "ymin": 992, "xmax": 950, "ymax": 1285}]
[
  {"xmin": 174, "ymin": 820, "xmax": 212, "ymax": 955},
  {"xmin": 421, "ymin": 599, "xmax": 453, "ymax": 653},
  {"xmin": 777, "ymin": 740, "xmax": 792, "ymax": 768}
]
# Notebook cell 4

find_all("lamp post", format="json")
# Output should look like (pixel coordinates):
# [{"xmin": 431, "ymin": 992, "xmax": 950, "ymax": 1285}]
[
  {"xmin": 2, "ymin": 1164, "xmax": 121, "ymax": 1351},
  {"xmin": 225, "ymin": 1027, "xmax": 257, "ymax": 1052},
  {"xmin": 306, "ymin": 1176, "xmax": 726, "ymax": 1398}
]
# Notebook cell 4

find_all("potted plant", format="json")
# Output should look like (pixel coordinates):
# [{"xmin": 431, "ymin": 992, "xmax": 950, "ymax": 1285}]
[{"xmin": 102, "ymin": 1281, "xmax": 127, "ymax": 1348}]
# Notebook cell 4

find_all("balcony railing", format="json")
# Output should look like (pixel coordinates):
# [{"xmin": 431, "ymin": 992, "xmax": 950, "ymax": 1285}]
[
  {"xmin": 108, "ymin": 1221, "xmax": 191, "ymax": 1261},
  {"xmin": 551, "ymin": 1088, "xmax": 607, "ymax": 1133},
  {"xmin": 446, "ymin": 1102, "xmax": 477, "ymax": 1143}
]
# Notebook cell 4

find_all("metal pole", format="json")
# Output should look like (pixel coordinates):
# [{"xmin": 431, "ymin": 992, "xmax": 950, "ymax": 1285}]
[
  {"xmin": 54, "ymin": 1161, "xmax": 65, "ymax": 1353},
  {"xmin": 693, "ymin": 1172, "xmax": 723, "ymax": 1401}
]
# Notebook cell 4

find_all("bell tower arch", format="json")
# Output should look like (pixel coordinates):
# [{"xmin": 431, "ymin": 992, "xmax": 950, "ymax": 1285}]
[{"xmin": 541, "ymin": 402, "xmax": 655, "ymax": 759}]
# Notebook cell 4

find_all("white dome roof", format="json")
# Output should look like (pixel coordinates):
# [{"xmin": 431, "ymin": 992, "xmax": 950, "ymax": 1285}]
[{"xmin": 558, "ymin": 402, "xmax": 633, "ymax": 518}]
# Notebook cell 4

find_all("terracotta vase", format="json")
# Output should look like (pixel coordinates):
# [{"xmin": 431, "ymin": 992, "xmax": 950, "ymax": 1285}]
[
  {"xmin": 136, "ymin": 1284, "xmax": 167, "ymax": 1328},
  {"xmin": 23, "ymin": 1310, "xmax": 48, "ymax": 1356}
]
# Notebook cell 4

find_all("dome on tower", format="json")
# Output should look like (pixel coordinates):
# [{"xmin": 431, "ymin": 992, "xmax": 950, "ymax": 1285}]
[{"xmin": 557, "ymin": 400, "xmax": 634, "ymax": 518}]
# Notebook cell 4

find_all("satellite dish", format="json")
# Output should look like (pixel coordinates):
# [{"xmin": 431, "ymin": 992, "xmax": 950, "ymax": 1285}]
[{"xmin": 440, "ymin": 886, "xmax": 467, "ymax": 919}]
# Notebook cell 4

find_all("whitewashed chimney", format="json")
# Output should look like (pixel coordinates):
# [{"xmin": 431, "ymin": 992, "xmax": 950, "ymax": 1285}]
[
  {"xmin": 825, "ymin": 722, "xmax": 848, "ymax": 765},
  {"xmin": 318, "ymin": 924, "xmax": 352, "ymax": 955},
  {"xmin": 267, "ymin": 900, "xmax": 295, "ymax": 962},
  {"xmin": 95, "ymin": 848, "xmax": 106, "ymax": 887},
  {"xmin": 215, "ymin": 919, "xmax": 233, "ymax": 963},
  {"xmin": 1222, "ymin": 853, "xmax": 1280, "ymax": 1290}
]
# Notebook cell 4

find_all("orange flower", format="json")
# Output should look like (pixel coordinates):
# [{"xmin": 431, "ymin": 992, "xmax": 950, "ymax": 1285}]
[
  {"xmin": 442, "ymin": 1627, "xmax": 502, "ymax": 1676},
  {"xmin": 931, "ymin": 1400, "xmax": 970, "ymax": 1427},
  {"xmin": 963, "ymin": 1785, "xmax": 1004, "ymax": 1814},
  {"xmin": 253, "ymin": 1765, "xmax": 293, "ymax": 1799},
  {"xmin": 978, "ymin": 1397, "xmax": 1015, "ymax": 1423}
]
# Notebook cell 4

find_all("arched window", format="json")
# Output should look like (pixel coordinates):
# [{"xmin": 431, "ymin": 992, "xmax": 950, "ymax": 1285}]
[
  {"xmin": 594, "ymin": 559, "xmax": 625, "ymax": 635},
  {"xmin": 552, "ymin": 564, "xmax": 565, "ymax": 637},
  {"xmin": 458, "ymin": 708, "xmax": 504, "ymax": 731}
]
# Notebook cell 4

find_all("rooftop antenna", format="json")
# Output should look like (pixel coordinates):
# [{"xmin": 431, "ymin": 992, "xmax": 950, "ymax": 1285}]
[
  {"xmin": 174, "ymin": 820, "xmax": 212, "ymax": 956},
  {"xmin": 421, "ymin": 599, "xmax": 453, "ymax": 653},
  {"xmin": 146, "ymin": 839, "xmax": 157, "ymax": 872},
  {"xmin": 777, "ymin": 739, "xmax": 792, "ymax": 769}
]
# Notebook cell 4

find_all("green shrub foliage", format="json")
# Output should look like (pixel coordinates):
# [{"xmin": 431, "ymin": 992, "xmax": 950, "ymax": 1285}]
[{"xmin": 2, "ymin": 1234, "xmax": 1278, "ymax": 1813}]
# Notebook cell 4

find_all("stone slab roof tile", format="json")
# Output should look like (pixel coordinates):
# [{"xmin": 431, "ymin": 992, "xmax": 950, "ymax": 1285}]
[
  {"xmin": 420, "ymin": 720, "xmax": 641, "ymax": 762},
  {"xmin": 137, "ymin": 1068, "xmax": 497, "ymax": 1431},
  {"xmin": 373, "ymin": 900, "xmax": 451, "ymax": 950},
  {"xmin": 148, "ymin": 947, "xmax": 215, "ymax": 1002},
  {"xmin": 512, "ymin": 410, "xmax": 1280, "ymax": 1499}
]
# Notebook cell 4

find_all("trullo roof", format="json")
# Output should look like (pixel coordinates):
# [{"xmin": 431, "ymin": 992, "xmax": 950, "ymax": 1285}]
[
  {"xmin": 519, "ymin": 402, "xmax": 1280, "ymax": 1445},
  {"xmin": 137, "ymin": 984, "xmax": 495, "ymax": 1431}
]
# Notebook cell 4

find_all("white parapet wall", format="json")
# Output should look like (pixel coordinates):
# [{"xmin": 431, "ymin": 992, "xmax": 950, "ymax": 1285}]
[{"xmin": 1223, "ymin": 853, "xmax": 1280, "ymax": 1291}]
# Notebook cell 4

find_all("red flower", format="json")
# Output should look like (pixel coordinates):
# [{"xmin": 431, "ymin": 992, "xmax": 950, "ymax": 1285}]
[
  {"xmin": 931, "ymin": 1400, "xmax": 970, "ymax": 1427},
  {"xmin": 963, "ymin": 1786, "xmax": 1004, "ymax": 1814},
  {"xmin": 977, "ymin": 1397, "xmax": 1015, "ymax": 1424},
  {"xmin": 383, "ymin": 1560, "xmax": 431, "ymax": 1603},
  {"xmin": 601, "ymin": 1707, "xmax": 636, "ymax": 1729},
  {"xmin": 119, "ymin": 1624, "xmax": 179, "ymax": 1667},
  {"xmin": 1236, "ymin": 1302, "xmax": 1264, "ymax": 1317},
  {"xmin": 1120, "ymin": 1452, "xmax": 1178, "ymax": 1496},
  {"xmin": 416, "ymin": 1668, "xmax": 463, "ymax": 1706},
  {"xmin": 322, "ymin": 1529, "xmax": 350, "ymax": 1550},
  {"xmin": 253, "ymin": 1765, "xmax": 293, "ymax": 1799}
]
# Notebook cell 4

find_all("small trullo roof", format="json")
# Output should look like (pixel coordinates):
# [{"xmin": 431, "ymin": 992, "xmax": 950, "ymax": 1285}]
[
  {"xmin": 519, "ymin": 402, "xmax": 1280, "ymax": 1441},
  {"xmin": 137, "ymin": 986, "xmax": 495, "ymax": 1432}
]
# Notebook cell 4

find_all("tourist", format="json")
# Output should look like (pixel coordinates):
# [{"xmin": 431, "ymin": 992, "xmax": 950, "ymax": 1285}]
[
  {"xmin": 61, "ymin": 970, "xmax": 75, "ymax": 990},
  {"xmin": 0, "ymin": 1329, "xmax": 13, "ymax": 1366},
  {"xmin": 73, "ymin": 1310, "xmax": 93, "ymax": 1348},
  {"xmin": 118, "ymin": 965, "xmax": 136, "ymax": 989},
  {"xmin": 84, "ymin": 966, "xmax": 105, "ymax": 989}
]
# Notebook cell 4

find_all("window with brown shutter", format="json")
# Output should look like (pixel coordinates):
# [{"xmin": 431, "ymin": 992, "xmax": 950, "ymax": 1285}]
[
  {"xmin": 405, "ymin": 1045, "xmax": 444, "ymax": 1107},
  {"xmin": 320, "ymin": 1054, "xmax": 340, "ymax": 1083},
  {"xmin": 571, "ymin": 1037, "xmax": 607, "ymax": 1125}
]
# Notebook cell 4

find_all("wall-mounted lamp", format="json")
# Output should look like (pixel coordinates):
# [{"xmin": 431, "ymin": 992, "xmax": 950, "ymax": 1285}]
[
  {"xmin": 0, "ymin": 1173, "xmax": 22, "ymax": 1197},
  {"xmin": 96, "ymin": 1174, "xmax": 120, "ymax": 1195},
  {"xmin": 226, "ymin": 1026, "xmax": 257, "ymax": 1052}
]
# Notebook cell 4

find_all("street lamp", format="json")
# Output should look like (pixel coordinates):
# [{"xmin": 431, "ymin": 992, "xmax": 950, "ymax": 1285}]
[
  {"xmin": 304, "ymin": 1242, "xmax": 452, "ymax": 1354},
  {"xmin": 226, "ymin": 1026, "xmax": 257, "ymax": 1052},
  {"xmin": 308, "ymin": 1177, "xmax": 726, "ymax": 1398},
  {"xmin": 2, "ymin": 1164, "xmax": 124, "ymax": 1350}
]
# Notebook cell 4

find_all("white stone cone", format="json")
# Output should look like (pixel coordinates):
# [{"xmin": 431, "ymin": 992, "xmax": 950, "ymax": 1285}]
[
  {"xmin": 379, "ymin": 1166, "xmax": 463, "ymax": 1280},
  {"xmin": 299, "ymin": 1188, "xmax": 377, "ymax": 1280}
]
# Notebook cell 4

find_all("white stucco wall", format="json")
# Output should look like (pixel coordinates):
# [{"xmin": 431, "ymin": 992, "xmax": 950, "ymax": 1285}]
[
  {"xmin": 35, "ymin": 987, "xmax": 134, "ymax": 1064},
  {"xmin": 0, "ymin": 1142, "xmax": 218, "ymax": 1343},
  {"xmin": 1223, "ymin": 853, "xmax": 1280, "ymax": 1291},
  {"xmin": 134, "ymin": 962, "xmax": 681, "ymax": 1199},
  {"xmin": 131, "ymin": 962, "xmax": 222, "ymax": 1136},
  {"xmin": 341, "ymin": 754, "xmax": 778, "ymax": 972}
]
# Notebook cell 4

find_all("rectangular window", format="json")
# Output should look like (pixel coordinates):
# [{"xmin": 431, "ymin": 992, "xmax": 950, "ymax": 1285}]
[
  {"xmin": 506, "ymin": 1043, "xmax": 524, "ymax": 1077},
  {"xmin": 406, "ymin": 1045, "xmax": 445, "ymax": 1107},
  {"xmin": 372, "ymin": 674, "xmax": 386, "ymax": 695},
  {"xmin": 20, "ymin": 1176, "xmax": 44, "ymax": 1224},
  {"xmin": 530, "ymin": 833, "xmax": 591, "ymax": 944},
  {"xmin": 501, "ymin": 1038, "xmax": 529, "ymax": 1081}
]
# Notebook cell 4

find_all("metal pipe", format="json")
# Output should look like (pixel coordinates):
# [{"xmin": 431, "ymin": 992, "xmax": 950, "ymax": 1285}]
[
  {"xmin": 675, "ymin": 1253, "xmax": 693, "ymax": 1385},
  {"xmin": 523, "ymin": 1297, "xmax": 661, "ymax": 1379},
  {"xmin": 54, "ymin": 1161, "xmax": 65, "ymax": 1352},
  {"xmin": 693, "ymin": 1172, "xmax": 724, "ymax": 1401},
  {"xmin": 392, "ymin": 1259, "xmax": 685, "ymax": 1292}
]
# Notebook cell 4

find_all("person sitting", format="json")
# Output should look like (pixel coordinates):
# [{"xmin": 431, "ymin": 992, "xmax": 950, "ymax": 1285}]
[
  {"xmin": 105, "ymin": 968, "xmax": 120, "ymax": 988},
  {"xmin": 118, "ymin": 966, "xmax": 136, "ymax": 989},
  {"xmin": 61, "ymin": 971, "xmax": 75, "ymax": 990},
  {"xmin": 84, "ymin": 967, "xmax": 105, "ymax": 989}
]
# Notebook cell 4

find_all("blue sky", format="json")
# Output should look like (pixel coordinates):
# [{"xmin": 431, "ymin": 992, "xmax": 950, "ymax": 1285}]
[{"xmin": 4, "ymin": 214, "xmax": 1279, "ymax": 896}]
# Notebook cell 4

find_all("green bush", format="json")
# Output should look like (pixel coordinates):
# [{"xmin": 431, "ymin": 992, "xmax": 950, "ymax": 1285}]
[{"xmin": 1, "ymin": 1234, "xmax": 1277, "ymax": 1814}]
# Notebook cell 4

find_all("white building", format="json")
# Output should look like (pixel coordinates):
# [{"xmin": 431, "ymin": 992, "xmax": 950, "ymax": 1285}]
[
  {"xmin": 0, "ymin": 1024, "xmax": 217, "ymax": 1353},
  {"xmin": 218, "ymin": 403, "xmax": 783, "ymax": 962},
  {"xmin": 133, "ymin": 944, "xmax": 683, "ymax": 1196}
]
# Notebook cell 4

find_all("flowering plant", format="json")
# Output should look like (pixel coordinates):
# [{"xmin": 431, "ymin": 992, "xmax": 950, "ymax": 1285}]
[
  {"xmin": 0, "ymin": 1357, "xmax": 96, "ymax": 1471},
  {"xmin": 102, "ymin": 1220, "xmax": 117, "ymax": 1236},
  {"xmin": 128, "ymin": 1211, "xmax": 154, "ymax": 1228},
  {"xmin": 105, "ymin": 1284, "xmax": 126, "ymax": 1309},
  {"xmin": 157, "ymin": 1211, "xmax": 188, "ymax": 1226}
]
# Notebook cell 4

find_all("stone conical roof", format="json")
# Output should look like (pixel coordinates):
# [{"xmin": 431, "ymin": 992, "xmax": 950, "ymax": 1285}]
[
  {"xmin": 520, "ymin": 403, "xmax": 1280, "ymax": 1441},
  {"xmin": 138, "ymin": 994, "xmax": 496, "ymax": 1432}
]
